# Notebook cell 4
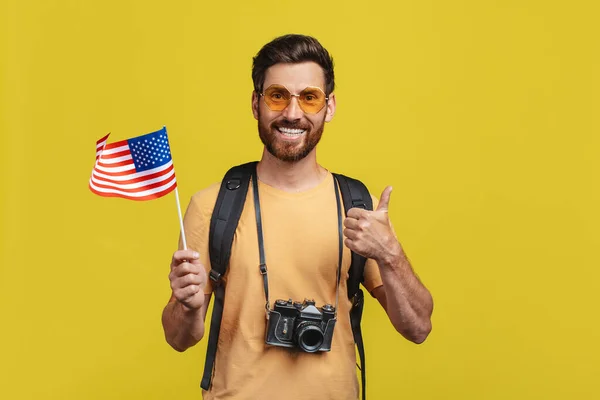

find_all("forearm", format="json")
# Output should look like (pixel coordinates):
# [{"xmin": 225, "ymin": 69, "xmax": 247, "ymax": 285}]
[
  {"xmin": 378, "ymin": 250, "xmax": 433, "ymax": 343},
  {"xmin": 161, "ymin": 300, "xmax": 206, "ymax": 352}
]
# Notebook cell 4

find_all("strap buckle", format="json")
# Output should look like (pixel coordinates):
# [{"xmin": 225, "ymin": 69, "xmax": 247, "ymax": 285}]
[
  {"xmin": 226, "ymin": 178, "xmax": 241, "ymax": 190},
  {"xmin": 352, "ymin": 199, "xmax": 366, "ymax": 209},
  {"xmin": 209, "ymin": 269, "xmax": 222, "ymax": 283},
  {"xmin": 351, "ymin": 291, "xmax": 364, "ymax": 308},
  {"xmin": 259, "ymin": 263, "xmax": 267, "ymax": 275}
]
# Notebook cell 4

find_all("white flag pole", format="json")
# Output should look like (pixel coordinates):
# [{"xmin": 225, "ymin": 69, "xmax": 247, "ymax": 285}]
[
  {"xmin": 166, "ymin": 125, "xmax": 187, "ymax": 251},
  {"xmin": 175, "ymin": 186, "xmax": 187, "ymax": 250}
]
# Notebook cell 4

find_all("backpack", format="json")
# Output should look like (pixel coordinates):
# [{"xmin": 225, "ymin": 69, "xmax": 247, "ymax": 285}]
[{"xmin": 201, "ymin": 161, "xmax": 372, "ymax": 399}]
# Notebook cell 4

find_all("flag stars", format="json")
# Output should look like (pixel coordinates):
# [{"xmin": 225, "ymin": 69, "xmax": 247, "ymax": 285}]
[{"xmin": 127, "ymin": 131, "xmax": 172, "ymax": 172}]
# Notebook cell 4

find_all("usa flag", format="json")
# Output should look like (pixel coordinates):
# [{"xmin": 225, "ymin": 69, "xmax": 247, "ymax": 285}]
[{"xmin": 89, "ymin": 127, "xmax": 177, "ymax": 201}]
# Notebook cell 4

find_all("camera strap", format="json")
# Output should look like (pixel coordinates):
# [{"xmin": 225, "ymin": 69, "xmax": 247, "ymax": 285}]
[
  {"xmin": 250, "ymin": 165, "xmax": 344, "ymax": 318},
  {"xmin": 333, "ymin": 173, "xmax": 344, "ymax": 316},
  {"xmin": 250, "ymin": 166, "xmax": 271, "ymax": 315}
]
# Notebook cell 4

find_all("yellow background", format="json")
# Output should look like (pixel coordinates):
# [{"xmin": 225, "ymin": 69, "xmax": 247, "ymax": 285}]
[{"xmin": 1, "ymin": 0, "xmax": 598, "ymax": 399}]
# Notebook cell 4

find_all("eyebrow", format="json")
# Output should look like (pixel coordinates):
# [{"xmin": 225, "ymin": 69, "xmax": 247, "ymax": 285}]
[{"xmin": 265, "ymin": 84, "xmax": 325, "ymax": 92}]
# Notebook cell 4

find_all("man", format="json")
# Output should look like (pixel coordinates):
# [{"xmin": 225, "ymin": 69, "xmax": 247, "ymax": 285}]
[{"xmin": 162, "ymin": 34, "xmax": 433, "ymax": 400}]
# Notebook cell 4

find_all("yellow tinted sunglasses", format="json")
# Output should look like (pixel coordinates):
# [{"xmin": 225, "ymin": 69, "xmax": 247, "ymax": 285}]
[{"xmin": 259, "ymin": 84, "xmax": 329, "ymax": 114}]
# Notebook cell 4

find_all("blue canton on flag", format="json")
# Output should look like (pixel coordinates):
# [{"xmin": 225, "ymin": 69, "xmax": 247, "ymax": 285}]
[{"xmin": 128, "ymin": 127, "xmax": 173, "ymax": 172}]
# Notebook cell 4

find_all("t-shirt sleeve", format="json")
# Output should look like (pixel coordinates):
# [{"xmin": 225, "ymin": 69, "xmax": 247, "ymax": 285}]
[
  {"xmin": 363, "ymin": 258, "xmax": 383, "ymax": 295},
  {"xmin": 177, "ymin": 183, "xmax": 220, "ymax": 295}
]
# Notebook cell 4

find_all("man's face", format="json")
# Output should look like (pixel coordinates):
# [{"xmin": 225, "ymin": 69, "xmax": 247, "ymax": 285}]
[{"xmin": 252, "ymin": 62, "xmax": 336, "ymax": 163}]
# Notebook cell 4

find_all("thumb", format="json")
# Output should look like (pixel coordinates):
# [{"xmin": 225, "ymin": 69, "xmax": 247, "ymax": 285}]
[{"xmin": 376, "ymin": 186, "xmax": 393, "ymax": 212}]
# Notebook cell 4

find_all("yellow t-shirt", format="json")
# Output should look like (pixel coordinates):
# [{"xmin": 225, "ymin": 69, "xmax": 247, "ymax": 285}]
[{"xmin": 182, "ymin": 171, "xmax": 383, "ymax": 400}]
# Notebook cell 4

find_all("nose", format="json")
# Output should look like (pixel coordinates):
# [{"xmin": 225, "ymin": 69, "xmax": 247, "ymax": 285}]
[{"xmin": 281, "ymin": 95, "xmax": 304, "ymax": 121}]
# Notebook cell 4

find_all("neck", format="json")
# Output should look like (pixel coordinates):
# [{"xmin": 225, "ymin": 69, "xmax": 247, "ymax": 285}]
[{"xmin": 256, "ymin": 148, "xmax": 327, "ymax": 192}]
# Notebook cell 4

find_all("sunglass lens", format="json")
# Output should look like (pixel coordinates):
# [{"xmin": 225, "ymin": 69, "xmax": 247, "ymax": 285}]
[
  {"xmin": 263, "ymin": 85, "xmax": 291, "ymax": 111},
  {"xmin": 299, "ymin": 88, "xmax": 326, "ymax": 114}
]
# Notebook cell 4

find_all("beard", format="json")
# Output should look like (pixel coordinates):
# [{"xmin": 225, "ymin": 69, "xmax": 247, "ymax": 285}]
[{"xmin": 257, "ymin": 110, "xmax": 325, "ymax": 163}]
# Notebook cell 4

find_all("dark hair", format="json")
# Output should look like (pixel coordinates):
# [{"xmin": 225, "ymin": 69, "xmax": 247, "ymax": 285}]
[{"xmin": 252, "ymin": 34, "xmax": 335, "ymax": 95}]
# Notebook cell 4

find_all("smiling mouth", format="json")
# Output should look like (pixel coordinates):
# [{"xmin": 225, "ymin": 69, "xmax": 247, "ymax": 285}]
[{"xmin": 276, "ymin": 126, "xmax": 307, "ymax": 138}]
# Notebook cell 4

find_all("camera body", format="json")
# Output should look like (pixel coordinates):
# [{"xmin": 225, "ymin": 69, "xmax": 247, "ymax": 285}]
[{"xmin": 265, "ymin": 298, "xmax": 336, "ymax": 353}]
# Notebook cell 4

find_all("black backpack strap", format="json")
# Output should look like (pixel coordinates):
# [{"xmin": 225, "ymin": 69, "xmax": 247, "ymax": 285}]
[
  {"xmin": 332, "ymin": 173, "xmax": 372, "ymax": 400},
  {"xmin": 332, "ymin": 173, "xmax": 373, "ymax": 299},
  {"xmin": 350, "ymin": 288, "xmax": 366, "ymax": 400},
  {"xmin": 200, "ymin": 161, "xmax": 256, "ymax": 391}
]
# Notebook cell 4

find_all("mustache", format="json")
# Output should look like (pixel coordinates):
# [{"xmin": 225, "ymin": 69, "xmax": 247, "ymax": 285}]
[{"xmin": 272, "ymin": 119, "xmax": 310, "ymax": 130}]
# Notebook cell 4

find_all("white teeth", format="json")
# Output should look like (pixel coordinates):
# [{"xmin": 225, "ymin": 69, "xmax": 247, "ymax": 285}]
[{"xmin": 278, "ymin": 127, "xmax": 306, "ymax": 136}]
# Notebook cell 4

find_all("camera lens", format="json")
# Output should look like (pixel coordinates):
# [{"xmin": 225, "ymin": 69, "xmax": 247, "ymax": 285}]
[{"xmin": 294, "ymin": 322, "xmax": 324, "ymax": 353}]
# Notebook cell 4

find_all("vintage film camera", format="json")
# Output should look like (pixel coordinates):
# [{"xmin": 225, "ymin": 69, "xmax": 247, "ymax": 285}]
[{"xmin": 265, "ymin": 298, "xmax": 336, "ymax": 352}]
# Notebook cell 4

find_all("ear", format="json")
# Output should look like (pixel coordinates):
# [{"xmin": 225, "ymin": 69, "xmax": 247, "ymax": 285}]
[
  {"xmin": 252, "ymin": 91, "xmax": 259, "ymax": 120},
  {"xmin": 324, "ymin": 92, "xmax": 336, "ymax": 123}
]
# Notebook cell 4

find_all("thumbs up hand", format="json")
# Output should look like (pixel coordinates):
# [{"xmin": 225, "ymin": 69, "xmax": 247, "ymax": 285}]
[{"xmin": 343, "ymin": 186, "xmax": 403, "ymax": 264}]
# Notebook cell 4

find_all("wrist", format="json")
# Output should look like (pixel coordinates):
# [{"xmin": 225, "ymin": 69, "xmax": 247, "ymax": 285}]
[
  {"xmin": 177, "ymin": 299, "xmax": 201, "ymax": 314},
  {"xmin": 377, "ymin": 242, "xmax": 404, "ymax": 268}
]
